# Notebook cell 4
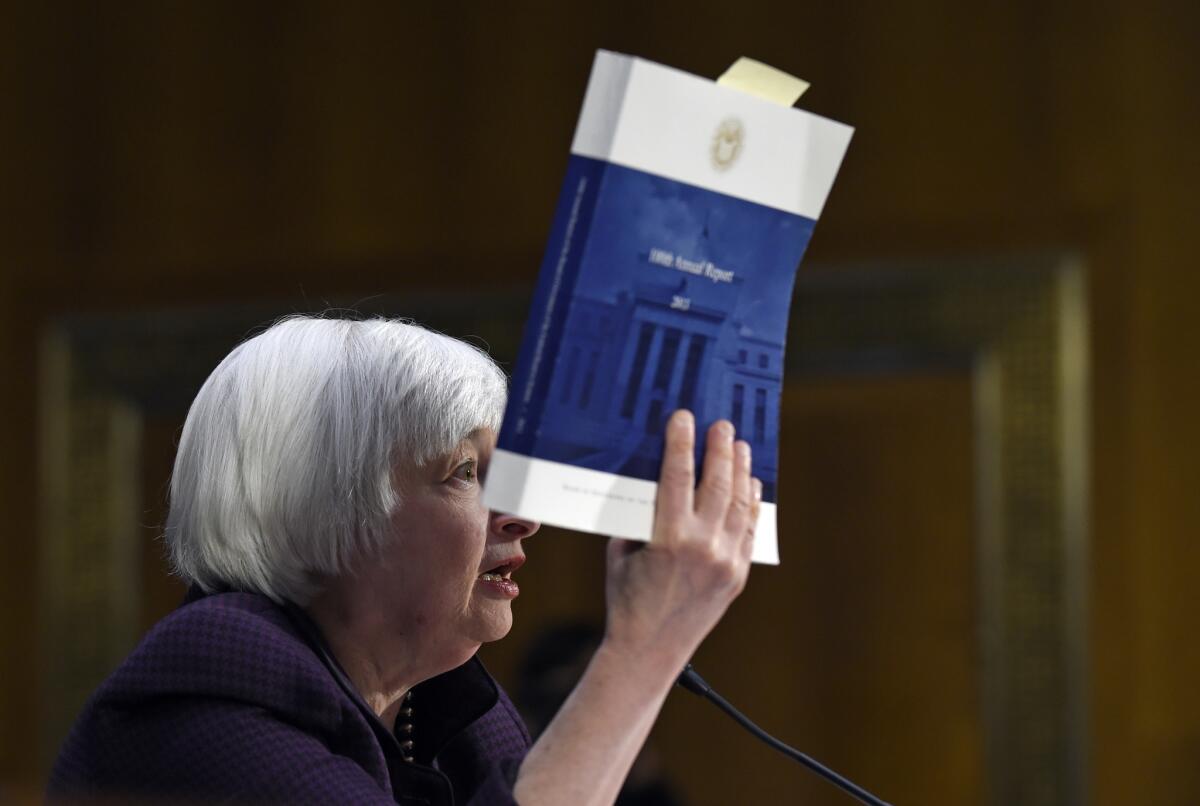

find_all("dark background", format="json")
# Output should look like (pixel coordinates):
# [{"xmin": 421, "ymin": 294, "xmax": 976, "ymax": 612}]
[{"xmin": 2, "ymin": 2, "xmax": 1197, "ymax": 804}]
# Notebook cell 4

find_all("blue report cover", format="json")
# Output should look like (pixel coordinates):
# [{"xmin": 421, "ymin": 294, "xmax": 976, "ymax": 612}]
[{"xmin": 483, "ymin": 51, "xmax": 853, "ymax": 564}]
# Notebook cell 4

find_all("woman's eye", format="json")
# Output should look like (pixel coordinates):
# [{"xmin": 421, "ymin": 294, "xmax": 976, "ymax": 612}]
[{"xmin": 451, "ymin": 460, "xmax": 477, "ymax": 483}]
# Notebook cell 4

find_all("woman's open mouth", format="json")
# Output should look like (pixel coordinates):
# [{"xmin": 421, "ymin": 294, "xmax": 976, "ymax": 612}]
[{"xmin": 476, "ymin": 556, "xmax": 524, "ymax": 598}]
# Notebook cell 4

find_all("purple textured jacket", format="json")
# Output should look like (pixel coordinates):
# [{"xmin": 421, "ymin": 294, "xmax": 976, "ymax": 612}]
[{"xmin": 48, "ymin": 590, "xmax": 531, "ymax": 804}]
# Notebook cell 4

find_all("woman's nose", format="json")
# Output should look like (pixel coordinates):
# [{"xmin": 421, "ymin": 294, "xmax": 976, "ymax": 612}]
[{"xmin": 490, "ymin": 511, "xmax": 540, "ymax": 539}]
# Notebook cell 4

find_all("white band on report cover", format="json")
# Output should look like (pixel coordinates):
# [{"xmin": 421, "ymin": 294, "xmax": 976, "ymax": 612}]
[{"xmin": 484, "ymin": 448, "xmax": 780, "ymax": 565}]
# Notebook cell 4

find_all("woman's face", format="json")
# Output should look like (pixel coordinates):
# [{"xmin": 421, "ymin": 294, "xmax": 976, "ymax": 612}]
[{"xmin": 381, "ymin": 427, "xmax": 539, "ymax": 668}]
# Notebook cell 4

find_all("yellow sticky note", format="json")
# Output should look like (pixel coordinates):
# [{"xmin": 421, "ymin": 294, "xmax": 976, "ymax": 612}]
[{"xmin": 717, "ymin": 57, "xmax": 810, "ymax": 107}]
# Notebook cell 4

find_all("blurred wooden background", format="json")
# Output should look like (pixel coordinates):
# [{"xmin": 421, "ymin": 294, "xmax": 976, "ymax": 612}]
[{"xmin": 2, "ymin": 1, "xmax": 1197, "ymax": 804}]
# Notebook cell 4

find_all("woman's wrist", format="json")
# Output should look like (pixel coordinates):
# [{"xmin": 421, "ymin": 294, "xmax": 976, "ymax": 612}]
[{"xmin": 593, "ymin": 632, "xmax": 692, "ymax": 693}]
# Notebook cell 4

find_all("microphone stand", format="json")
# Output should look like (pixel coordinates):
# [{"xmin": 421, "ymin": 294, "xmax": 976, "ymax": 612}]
[{"xmin": 677, "ymin": 664, "xmax": 893, "ymax": 806}]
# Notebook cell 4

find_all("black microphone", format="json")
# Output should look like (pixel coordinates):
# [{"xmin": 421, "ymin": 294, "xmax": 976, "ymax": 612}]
[{"xmin": 677, "ymin": 664, "xmax": 893, "ymax": 806}]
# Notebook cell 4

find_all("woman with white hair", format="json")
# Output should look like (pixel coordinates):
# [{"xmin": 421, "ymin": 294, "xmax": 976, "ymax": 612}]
[{"xmin": 48, "ymin": 315, "xmax": 761, "ymax": 805}]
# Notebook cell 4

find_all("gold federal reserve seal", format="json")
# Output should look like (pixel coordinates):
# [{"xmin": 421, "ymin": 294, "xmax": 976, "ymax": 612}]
[{"xmin": 710, "ymin": 117, "xmax": 744, "ymax": 171}]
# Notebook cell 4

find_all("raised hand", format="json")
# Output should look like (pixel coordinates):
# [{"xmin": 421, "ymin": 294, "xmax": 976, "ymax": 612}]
[
  {"xmin": 603, "ymin": 409, "xmax": 761, "ymax": 665},
  {"xmin": 514, "ymin": 409, "xmax": 762, "ymax": 806}
]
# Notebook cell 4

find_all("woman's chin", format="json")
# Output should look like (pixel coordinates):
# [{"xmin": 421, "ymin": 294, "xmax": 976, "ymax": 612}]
[{"xmin": 469, "ymin": 600, "xmax": 514, "ymax": 644}]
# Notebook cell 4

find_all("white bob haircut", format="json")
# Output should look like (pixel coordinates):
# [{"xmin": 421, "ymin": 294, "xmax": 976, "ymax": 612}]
[{"xmin": 166, "ymin": 315, "xmax": 507, "ymax": 606}]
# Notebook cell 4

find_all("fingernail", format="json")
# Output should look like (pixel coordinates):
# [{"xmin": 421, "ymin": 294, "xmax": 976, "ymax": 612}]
[
  {"xmin": 736, "ymin": 441, "xmax": 751, "ymax": 465},
  {"xmin": 753, "ymin": 478, "xmax": 763, "ymax": 502},
  {"xmin": 671, "ymin": 410, "xmax": 694, "ymax": 433},
  {"xmin": 716, "ymin": 420, "xmax": 733, "ymax": 440}
]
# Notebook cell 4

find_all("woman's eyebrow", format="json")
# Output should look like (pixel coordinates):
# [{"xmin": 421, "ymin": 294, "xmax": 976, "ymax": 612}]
[
  {"xmin": 456, "ymin": 428, "xmax": 495, "ymax": 456},
  {"xmin": 443, "ymin": 438, "xmax": 481, "ymax": 468}
]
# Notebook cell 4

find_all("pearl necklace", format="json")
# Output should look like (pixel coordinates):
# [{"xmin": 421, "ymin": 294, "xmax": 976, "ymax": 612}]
[{"xmin": 398, "ymin": 689, "xmax": 415, "ymax": 763}]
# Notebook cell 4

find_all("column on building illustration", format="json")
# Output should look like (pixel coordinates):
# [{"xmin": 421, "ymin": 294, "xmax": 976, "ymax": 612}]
[
  {"xmin": 614, "ymin": 286, "xmax": 721, "ymax": 439},
  {"xmin": 618, "ymin": 321, "xmax": 657, "ymax": 423}
]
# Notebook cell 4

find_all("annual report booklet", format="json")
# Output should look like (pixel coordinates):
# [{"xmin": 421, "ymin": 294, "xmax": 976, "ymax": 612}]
[{"xmin": 482, "ymin": 50, "xmax": 853, "ymax": 564}]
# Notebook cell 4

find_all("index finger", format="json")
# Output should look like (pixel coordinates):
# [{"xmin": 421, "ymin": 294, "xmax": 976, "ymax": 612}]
[{"xmin": 654, "ymin": 410, "xmax": 696, "ymax": 527}]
